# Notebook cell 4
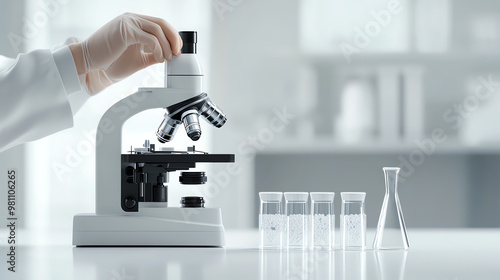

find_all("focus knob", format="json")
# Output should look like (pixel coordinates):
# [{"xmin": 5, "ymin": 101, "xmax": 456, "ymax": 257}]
[{"xmin": 124, "ymin": 197, "xmax": 137, "ymax": 209}]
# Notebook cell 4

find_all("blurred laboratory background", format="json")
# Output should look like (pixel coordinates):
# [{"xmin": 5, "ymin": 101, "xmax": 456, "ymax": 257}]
[{"xmin": 2, "ymin": 0, "xmax": 500, "ymax": 243}]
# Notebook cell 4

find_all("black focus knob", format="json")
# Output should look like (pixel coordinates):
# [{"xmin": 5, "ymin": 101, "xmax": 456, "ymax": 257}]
[
  {"xmin": 124, "ymin": 197, "xmax": 137, "ymax": 209},
  {"xmin": 181, "ymin": 196, "xmax": 205, "ymax": 208},
  {"xmin": 179, "ymin": 171, "xmax": 207, "ymax": 184},
  {"xmin": 125, "ymin": 166, "xmax": 135, "ymax": 176},
  {"xmin": 179, "ymin": 31, "xmax": 197, "ymax": 54}
]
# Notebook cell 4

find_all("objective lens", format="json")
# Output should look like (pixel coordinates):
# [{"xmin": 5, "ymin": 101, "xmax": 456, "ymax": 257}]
[
  {"xmin": 156, "ymin": 114, "xmax": 181, "ymax": 143},
  {"xmin": 181, "ymin": 109, "xmax": 202, "ymax": 141},
  {"xmin": 200, "ymin": 100, "xmax": 227, "ymax": 128}
]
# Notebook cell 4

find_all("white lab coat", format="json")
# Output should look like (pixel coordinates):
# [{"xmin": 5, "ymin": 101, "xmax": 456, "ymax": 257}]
[{"xmin": 0, "ymin": 46, "xmax": 82, "ymax": 153}]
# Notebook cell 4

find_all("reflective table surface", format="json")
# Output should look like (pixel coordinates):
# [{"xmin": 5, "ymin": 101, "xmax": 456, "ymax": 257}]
[{"xmin": 1, "ymin": 229, "xmax": 500, "ymax": 280}]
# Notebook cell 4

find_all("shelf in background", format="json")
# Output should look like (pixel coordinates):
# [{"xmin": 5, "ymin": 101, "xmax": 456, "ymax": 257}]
[
  {"xmin": 260, "ymin": 138, "xmax": 500, "ymax": 154},
  {"xmin": 274, "ymin": 50, "xmax": 500, "ymax": 65}
]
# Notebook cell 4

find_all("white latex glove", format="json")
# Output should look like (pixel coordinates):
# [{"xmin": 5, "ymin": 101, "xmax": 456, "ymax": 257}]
[{"xmin": 69, "ymin": 13, "xmax": 182, "ymax": 95}]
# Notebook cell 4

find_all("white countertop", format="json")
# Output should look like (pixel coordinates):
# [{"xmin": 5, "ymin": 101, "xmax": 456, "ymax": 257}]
[{"xmin": 1, "ymin": 228, "xmax": 500, "ymax": 280}]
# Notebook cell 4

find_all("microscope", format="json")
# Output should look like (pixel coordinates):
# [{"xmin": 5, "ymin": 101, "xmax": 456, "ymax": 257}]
[{"xmin": 73, "ymin": 31, "xmax": 235, "ymax": 247}]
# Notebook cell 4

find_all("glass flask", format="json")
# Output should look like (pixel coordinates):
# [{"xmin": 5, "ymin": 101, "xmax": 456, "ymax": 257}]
[
  {"xmin": 373, "ymin": 167, "xmax": 410, "ymax": 250},
  {"xmin": 259, "ymin": 192, "xmax": 283, "ymax": 249},
  {"xmin": 340, "ymin": 192, "xmax": 366, "ymax": 250},
  {"xmin": 310, "ymin": 192, "xmax": 335, "ymax": 250},
  {"xmin": 284, "ymin": 192, "xmax": 309, "ymax": 250}
]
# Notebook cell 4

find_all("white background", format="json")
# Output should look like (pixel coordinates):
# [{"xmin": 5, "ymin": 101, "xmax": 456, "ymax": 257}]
[{"xmin": 1, "ymin": 0, "xmax": 500, "ymax": 245}]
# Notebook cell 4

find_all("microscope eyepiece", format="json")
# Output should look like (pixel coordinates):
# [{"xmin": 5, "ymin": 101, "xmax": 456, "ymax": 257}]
[{"xmin": 179, "ymin": 31, "xmax": 197, "ymax": 54}]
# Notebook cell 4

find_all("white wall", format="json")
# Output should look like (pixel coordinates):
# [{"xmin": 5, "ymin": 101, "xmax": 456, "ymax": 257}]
[
  {"xmin": 1, "ymin": 0, "xmax": 213, "ymax": 242},
  {"xmin": 3, "ymin": 0, "xmax": 500, "ymax": 238},
  {"xmin": 209, "ymin": 0, "xmax": 500, "ymax": 228}
]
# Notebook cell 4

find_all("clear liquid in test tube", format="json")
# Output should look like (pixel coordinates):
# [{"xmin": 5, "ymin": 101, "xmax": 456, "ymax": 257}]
[
  {"xmin": 310, "ymin": 192, "xmax": 335, "ymax": 250},
  {"xmin": 284, "ymin": 192, "xmax": 309, "ymax": 250},
  {"xmin": 259, "ymin": 192, "xmax": 283, "ymax": 249},
  {"xmin": 340, "ymin": 192, "xmax": 367, "ymax": 250}
]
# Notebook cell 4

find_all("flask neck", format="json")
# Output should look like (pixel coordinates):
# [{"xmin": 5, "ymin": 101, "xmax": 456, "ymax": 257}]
[{"xmin": 383, "ymin": 167, "xmax": 400, "ymax": 196}]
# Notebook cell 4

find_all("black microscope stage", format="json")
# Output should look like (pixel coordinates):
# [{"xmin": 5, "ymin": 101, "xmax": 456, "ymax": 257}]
[{"xmin": 122, "ymin": 152, "xmax": 235, "ymax": 164}]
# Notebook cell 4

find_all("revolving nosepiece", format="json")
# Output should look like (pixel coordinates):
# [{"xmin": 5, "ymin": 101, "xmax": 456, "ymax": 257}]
[{"xmin": 156, "ymin": 93, "xmax": 227, "ymax": 143}]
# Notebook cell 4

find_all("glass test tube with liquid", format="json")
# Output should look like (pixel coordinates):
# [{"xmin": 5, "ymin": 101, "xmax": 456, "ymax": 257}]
[
  {"xmin": 284, "ymin": 192, "xmax": 309, "ymax": 250},
  {"xmin": 259, "ymin": 192, "xmax": 284, "ymax": 249},
  {"xmin": 340, "ymin": 192, "xmax": 367, "ymax": 250},
  {"xmin": 310, "ymin": 192, "xmax": 335, "ymax": 250}
]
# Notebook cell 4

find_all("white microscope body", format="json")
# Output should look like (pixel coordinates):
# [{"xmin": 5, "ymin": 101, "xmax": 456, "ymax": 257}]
[{"xmin": 73, "ymin": 31, "xmax": 232, "ymax": 247}]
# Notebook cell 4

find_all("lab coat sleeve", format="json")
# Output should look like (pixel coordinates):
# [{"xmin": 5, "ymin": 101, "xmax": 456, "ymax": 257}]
[{"xmin": 0, "ymin": 46, "xmax": 82, "ymax": 153}]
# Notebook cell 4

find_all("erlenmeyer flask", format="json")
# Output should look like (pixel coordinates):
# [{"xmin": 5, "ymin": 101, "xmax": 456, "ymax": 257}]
[{"xmin": 373, "ymin": 167, "xmax": 409, "ymax": 250}]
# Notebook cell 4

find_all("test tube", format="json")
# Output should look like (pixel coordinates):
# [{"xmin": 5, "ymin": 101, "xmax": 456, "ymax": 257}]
[
  {"xmin": 340, "ymin": 192, "xmax": 367, "ymax": 250},
  {"xmin": 284, "ymin": 192, "xmax": 309, "ymax": 250},
  {"xmin": 310, "ymin": 192, "xmax": 335, "ymax": 250},
  {"xmin": 259, "ymin": 192, "xmax": 283, "ymax": 249}
]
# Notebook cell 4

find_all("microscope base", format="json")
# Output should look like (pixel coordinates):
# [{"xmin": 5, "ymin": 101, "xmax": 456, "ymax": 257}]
[{"xmin": 73, "ymin": 208, "xmax": 225, "ymax": 247}]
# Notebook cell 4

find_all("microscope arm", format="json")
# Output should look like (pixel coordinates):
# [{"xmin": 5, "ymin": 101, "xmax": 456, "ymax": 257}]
[{"xmin": 95, "ymin": 88, "xmax": 198, "ymax": 215}]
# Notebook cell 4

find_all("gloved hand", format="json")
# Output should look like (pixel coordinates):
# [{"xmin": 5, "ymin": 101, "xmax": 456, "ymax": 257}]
[{"xmin": 69, "ymin": 13, "xmax": 182, "ymax": 95}]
